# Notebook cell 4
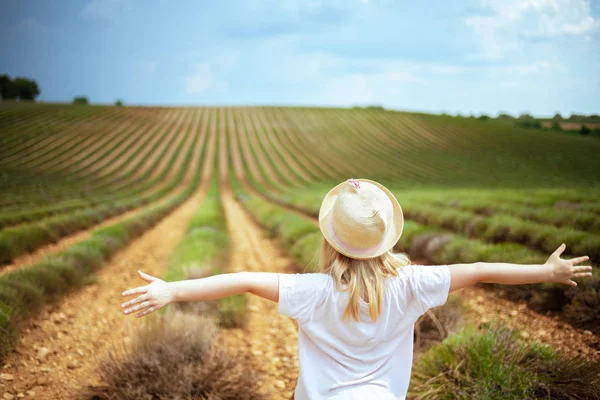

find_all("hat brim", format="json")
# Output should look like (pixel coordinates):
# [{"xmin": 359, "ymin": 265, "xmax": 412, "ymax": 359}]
[{"xmin": 318, "ymin": 179, "xmax": 404, "ymax": 260}]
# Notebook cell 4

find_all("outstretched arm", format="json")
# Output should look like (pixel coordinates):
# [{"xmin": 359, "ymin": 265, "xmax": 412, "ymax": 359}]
[
  {"xmin": 121, "ymin": 270, "xmax": 279, "ymax": 318},
  {"xmin": 448, "ymin": 243, "xmax": 592, "ymax": 293}
]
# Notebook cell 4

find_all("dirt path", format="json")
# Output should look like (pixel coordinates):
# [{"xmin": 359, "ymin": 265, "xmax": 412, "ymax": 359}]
[
  {"xmin": 218, "ymin": 133, "xmax": 298, "ymax": 398},
  {"xmin": 0, "ymin": 110, "xmax": 216, "ymax": 400},
  {"xmin": 220, "ymin": 185, "xmax": 300, "ymax": 400},
  {"xmin": 459, "ymin": 285, "xmax": 600, "ymax": 362}
]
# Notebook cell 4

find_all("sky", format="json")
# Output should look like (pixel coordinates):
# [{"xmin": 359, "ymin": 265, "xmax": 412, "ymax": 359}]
[{"xmin": 1, "ymin": 0, "xmax": 599, "ymax": 116}]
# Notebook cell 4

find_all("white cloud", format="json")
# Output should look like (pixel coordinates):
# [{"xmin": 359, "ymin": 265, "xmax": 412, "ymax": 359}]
[
  {"xmin": 313, "ymin": 55, "xmax": 572, "ymax": 112},
  {"xmin": 184, "ymin": 63, "xmax": 227, "ymax": 95},
  {"xmin": 465, "ymin": 0, "xmax": 598, "ymax": 60}
]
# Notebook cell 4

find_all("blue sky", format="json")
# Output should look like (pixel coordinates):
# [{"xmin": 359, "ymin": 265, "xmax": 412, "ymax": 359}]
[{"xmin": 1, "ymin": 0, "xmax": 599, "ymax": 116}]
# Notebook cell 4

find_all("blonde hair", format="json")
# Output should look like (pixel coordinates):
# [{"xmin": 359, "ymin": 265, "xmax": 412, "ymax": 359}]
[{"xmin": 319, "ymin": 237, "xmax": 411, "ymax": 322}]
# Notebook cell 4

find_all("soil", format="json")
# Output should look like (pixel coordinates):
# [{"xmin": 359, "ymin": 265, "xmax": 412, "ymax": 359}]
[
  {"xmin": 220, "ymin": 185, "xmax": 299, "ymax": 400},
  {"xmin": 459, "ymin": 285, "xmax": 600, "ymax": 362}
]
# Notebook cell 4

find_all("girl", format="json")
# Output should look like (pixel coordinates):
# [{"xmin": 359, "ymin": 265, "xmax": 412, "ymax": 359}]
[{"xmin": 121, "ymin": 178, "xmax": 593, "ymax": 400}]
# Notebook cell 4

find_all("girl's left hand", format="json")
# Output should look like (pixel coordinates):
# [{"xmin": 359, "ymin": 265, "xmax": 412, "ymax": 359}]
[{"xmin": 121, "ymin": 270, "xmax": 175, "ymax": 317}]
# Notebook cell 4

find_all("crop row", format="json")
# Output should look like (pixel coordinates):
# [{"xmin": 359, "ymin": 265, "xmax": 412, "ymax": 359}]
[
  {"xmin": 0, "ymin": 110, "xmax": 207, "ymax": 264},
  {"xmin": 165, "ymin": 179, "xmax": 246, "ymax": 328},
  {"xmin": 0, "ymin": 107, "xmax": 183, "ymax": 209},
  {"xmin": 0, "ymin": 108, "xmax": 182, "ymax": 207}
]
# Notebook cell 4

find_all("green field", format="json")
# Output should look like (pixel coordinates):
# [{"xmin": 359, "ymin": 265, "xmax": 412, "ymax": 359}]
[{"xmin": 1, "ymin": 103, "xmax": 599, "ymax": 398}]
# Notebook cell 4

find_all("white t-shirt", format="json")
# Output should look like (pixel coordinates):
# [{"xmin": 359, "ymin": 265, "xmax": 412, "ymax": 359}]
[{"xmin": 278, "ymin": 263, "xmax": 451, "ymax": 400}]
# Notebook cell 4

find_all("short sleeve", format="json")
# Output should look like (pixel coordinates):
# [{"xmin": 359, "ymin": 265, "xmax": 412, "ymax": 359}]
[
  {"xmin": 278, "ymin": 273, "xmax": 329, "ymax": 323},
  {"xmin": 410, "ymin": 265, "xmax": 451, "ymax": 314}
]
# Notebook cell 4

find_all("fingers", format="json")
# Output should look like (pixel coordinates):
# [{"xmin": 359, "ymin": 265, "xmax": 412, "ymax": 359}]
[
  {"xmin": 567, "ymin": 279, "xmax": 577, "ymax": 287},
  {"xmin": 136, "ymin": 306, "xmax": 158, "ymax": 318},
  {"xmin": 569, "ymin": 256, "xmax": 590, "ymax": 265},
  {"xmin": 122, "ymin": 286, "xmax": 148, "ymax": 297},
  {"xmin": 552, "ymin": 243, "xmax": 566, "ymax": 258},
  {"xmin": 124, "ymin": 300, "xmax": 152, "ymax": 315},
  {"xmin": 121, "ymin": 293, "xmax": 149, "ymax": 309},
  {"xmin": 573, "ymin": 265, "xmax": 593, "ymax": 273},
  {"xmin": 138, "ymin": 270, "xmax": 157, "ymax": 283},
  {"xmin": 573, "ymin": 272, "xmax": 593, "ymax": 278}
]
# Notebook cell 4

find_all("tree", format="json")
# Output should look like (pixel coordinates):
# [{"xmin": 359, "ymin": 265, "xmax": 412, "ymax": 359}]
[
  {"xmin": 115, "ymin": 99, "xmax": 124, "ymax": 107},
  {"xmin": 551, "ymin": 121, "xmax": 562, "ymax": 130},
  {"xmin": 518, "ymin": 113, "xmax": 533, "ymax": 120},
  {"xmin": 0, "ymin": 74, "xmax": 11, "ymax": 99},
  {"xmin": 73, "ymin": 96, "xmax": 89, "ymax": 105},
  {"xmin": 497, "ymin": 113, "xmax": 514, "ymax": 120},
  {"xmin": 13, "ymin": 77, "xmax": 40, "ymax": 100},
  {"xmin": 0, "ymin": 75, "xmax": 40, "ymax": 101},
  {"xmin": 552, "ymin": 112, "xmax": 563, "ymax": 121}
]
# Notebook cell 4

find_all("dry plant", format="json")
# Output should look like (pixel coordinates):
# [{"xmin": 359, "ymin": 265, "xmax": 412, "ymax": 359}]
[{"xmin": 81, "ymin": 311, "xmax": 264, "ymax": 400}]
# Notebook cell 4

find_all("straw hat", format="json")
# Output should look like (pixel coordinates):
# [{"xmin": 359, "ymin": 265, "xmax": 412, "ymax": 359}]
[{"xmin": 319, "ymin": 178, "xmax": 404, "ymax": 259}]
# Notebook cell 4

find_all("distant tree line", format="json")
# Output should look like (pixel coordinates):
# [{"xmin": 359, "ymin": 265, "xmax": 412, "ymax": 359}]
[
  {"xmin": 72, "ymin": 96, "xmax": 124, "ymax": 106},
  {"xmin": 352, "ymin": 105, "xmax": 385, "ymax": 111},
  {"xmin": 440, "ymin": 111, "xmax": 600, "ymax": 137},
  {"xmin": 0, "ymin": 75, "xmax": 40, "ymax": 101}
]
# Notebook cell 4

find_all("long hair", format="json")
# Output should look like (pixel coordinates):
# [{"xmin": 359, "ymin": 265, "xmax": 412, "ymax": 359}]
[{"xmin": 319, "ymin": 237, "xmax": 411, "ymax": 322}]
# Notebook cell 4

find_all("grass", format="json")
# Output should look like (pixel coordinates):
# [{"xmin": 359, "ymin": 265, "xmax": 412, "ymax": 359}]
[
  {"xmin": 409, "ymin": 324, "xmax": 600, "ymax": 400},
  {"xmin": 164, "ymin": 179, "xmax": 247, "ymax": 329}
]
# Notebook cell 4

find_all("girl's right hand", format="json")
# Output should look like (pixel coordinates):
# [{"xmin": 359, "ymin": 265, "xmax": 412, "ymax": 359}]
[
  {"xmin": 545, "ymin": 244, "xmax": 593, "ymax": 286},
  {"xmin": 121, "ymin": 270, "xmax": 175, "ymax": 317}
]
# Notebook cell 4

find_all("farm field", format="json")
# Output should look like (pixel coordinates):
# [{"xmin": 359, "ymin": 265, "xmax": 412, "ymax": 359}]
[{"xmin": 1, "ymin": 103, "xmax": 599, "ymax": 399}]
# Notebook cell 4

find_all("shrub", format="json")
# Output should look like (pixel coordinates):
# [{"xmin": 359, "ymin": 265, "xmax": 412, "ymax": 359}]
[
  {"xmin": 73, "ymin": 96, "xmax": 89, "ymax": 105},
  {"xmin": 410, "ymin": 324, "xmax": 600, "ymax": 399},
  {"xmin": 581, "ymin": 125, "xmax": 592, "ymax": 135},
  {"xmin": 81, "ymin": 312, "xmax": 265, "ymax": 400}
]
